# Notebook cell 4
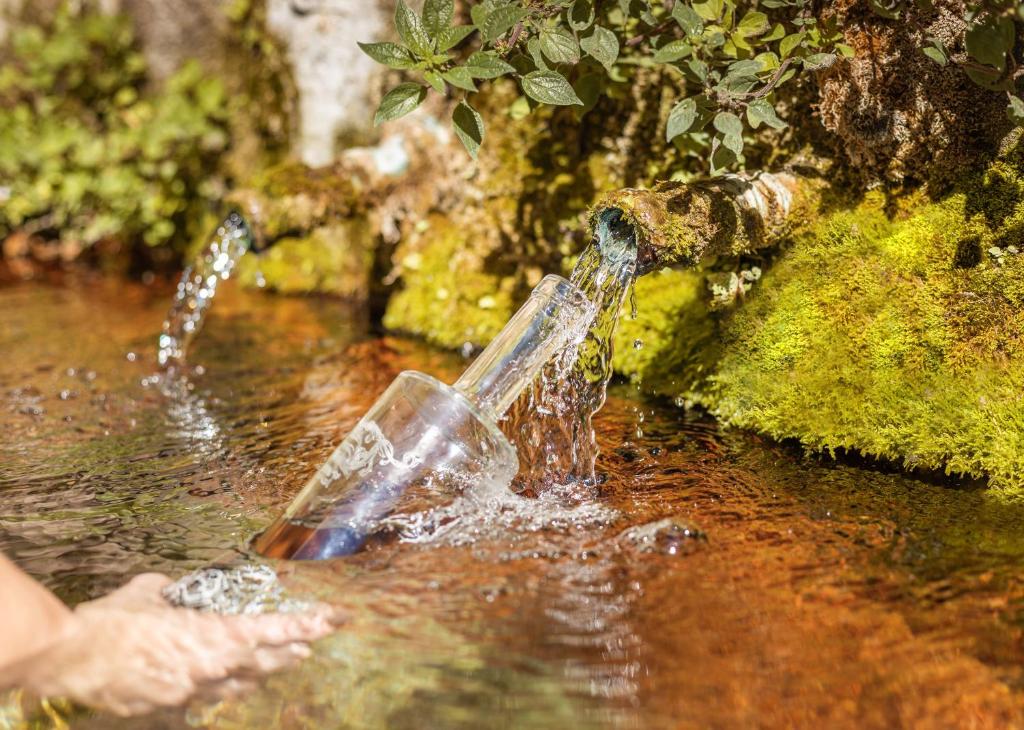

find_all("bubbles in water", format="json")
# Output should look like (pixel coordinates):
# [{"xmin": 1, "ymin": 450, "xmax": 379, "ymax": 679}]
[
  {"xmin": 379, "ymin": 477, "xmax": 619, "ymax": 549},
  {"xmin": 163, "ymin": 565, "xmax": 311, "ymax": 615}
]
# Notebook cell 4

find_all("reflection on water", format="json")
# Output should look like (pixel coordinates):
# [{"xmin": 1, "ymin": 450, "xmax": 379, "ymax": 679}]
[{"xmin": 1, "ymin": 277, "xmax": 1024, "ymax": 728}]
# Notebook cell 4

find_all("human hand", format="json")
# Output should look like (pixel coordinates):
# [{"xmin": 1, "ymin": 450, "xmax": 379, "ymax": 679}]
[{"xmin": 0, "ymin": 572, "xmax": 341, "ymax": 717}]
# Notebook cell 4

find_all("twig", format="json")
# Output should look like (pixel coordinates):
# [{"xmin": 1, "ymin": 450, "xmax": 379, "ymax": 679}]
[
  {"xmin": 625, "ymin": 18, "xmax": 676, "ymax": 48},
  {"xmin": 748, "ymin": 57, "xmax": 795, "ymax": 100}
]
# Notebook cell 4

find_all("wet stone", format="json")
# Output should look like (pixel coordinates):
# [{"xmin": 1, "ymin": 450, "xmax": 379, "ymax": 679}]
[{"xmin": 617, "ymin": 518, "xmax": 708, "ymax": 557}]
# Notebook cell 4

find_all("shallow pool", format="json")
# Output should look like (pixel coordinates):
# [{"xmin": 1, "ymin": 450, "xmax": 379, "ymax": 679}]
[{"xmin": 2, "ymin": 276, "xmax": 1023, "ymax": 728}]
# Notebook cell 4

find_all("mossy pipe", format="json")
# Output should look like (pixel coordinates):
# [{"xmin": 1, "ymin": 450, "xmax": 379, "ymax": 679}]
[{"xmin": 590, "ymin": 172, "xmax": 809, "ymax": 275}]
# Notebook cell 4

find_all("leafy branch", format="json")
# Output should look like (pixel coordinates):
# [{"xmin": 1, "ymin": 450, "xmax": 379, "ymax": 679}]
[{"xmin": 360, "ymin": 0, "xmax": 985, "ymax": 171}]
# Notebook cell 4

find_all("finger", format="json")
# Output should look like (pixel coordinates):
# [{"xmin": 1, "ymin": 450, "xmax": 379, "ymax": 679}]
[
  {"xmin": 200, "ymin": 676, "xmax": 259, "ymax": 701},
  {"xmin": 248, "ymin": 642, "xmax": 311, "ymax": 673},
  {"xmin": 76, "ymin": 573, "xmax": 176, "ymax": 614},
  {"xmin": 225, "ymin": 612, "xmax": 336, "ymax": 647}
]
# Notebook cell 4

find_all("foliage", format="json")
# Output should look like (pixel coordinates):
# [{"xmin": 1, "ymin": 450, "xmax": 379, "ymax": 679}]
[
  {"xmin": 361, "ymin": 0, "xmax": 851, "ymax": 166},
  {"xmin": 363, "ymin": 0, "xmax": 1024, "ymax": 168},
  {"xmin": 0, "ymin": 8, "xmax": 229, "ymax": 252}
]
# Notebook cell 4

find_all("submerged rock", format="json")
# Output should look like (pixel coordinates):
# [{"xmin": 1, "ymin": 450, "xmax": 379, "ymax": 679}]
[{"xmin": 617, "ymin": 518, "xmax": 708, "ymax": 557}]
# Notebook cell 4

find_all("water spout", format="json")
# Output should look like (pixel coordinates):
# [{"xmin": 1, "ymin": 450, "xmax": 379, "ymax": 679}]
[{"xmin": 591, "ymin": 172, "xmax": 804, "ymax": 275}]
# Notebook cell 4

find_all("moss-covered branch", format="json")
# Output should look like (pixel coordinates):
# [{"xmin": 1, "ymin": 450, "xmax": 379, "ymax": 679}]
[{"xmin": 591, "ymin": 172, "xmax": 813, "ymax": 274}]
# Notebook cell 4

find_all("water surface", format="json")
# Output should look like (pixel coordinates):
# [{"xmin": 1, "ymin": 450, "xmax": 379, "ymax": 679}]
[{"xmin": 1, "ymin": 277, "xmax": 1023, "ymax": 728}]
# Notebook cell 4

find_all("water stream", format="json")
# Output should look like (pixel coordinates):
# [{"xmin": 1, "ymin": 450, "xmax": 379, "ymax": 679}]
[
  {"xmin": 157, "ymin": 213, "xmax": 251, "ymax": 370},
  {"xmin": 506, "ymin": 209, "xmax": 638, "ymax": 492}
]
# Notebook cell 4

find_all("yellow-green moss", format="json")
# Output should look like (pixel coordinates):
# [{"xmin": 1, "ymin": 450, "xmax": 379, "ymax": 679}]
[
  {"xmin": 610, "ymin": 269, "xmax": 719, "ymax": 403},
  {"xmin": 236, "ymin": 221, "xmax": 374, "ymax": 298},
  {"xmin": 383, "ymin": 216, "xmax": 517, "ymax": 348},
  {"xmin": 614, "ymin": 158, "xmax": 1024, "ymax": 491}
]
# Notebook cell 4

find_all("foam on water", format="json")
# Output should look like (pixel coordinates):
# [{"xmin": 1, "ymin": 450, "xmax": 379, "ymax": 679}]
[{"xmin": 379, "ymin": 475, "xmax": 620, "ymax": 548}]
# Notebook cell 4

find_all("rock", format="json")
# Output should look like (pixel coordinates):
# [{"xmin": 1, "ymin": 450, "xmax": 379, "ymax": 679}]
[
  {"xmin": 815, "ymin": 0, "xmax": 1010, "ymax": 187},
  {"xmin": 617, "ymin": 518, "xmax": 708, "ymax": 557}
]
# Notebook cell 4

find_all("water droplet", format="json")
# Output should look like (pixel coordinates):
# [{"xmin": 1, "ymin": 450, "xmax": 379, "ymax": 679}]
[
  {"xmin": 633, "ymin": 339, "xmax": 643, "ymax": 350},
  {"xmin": 125, "ymin": 352, "xmax": 137, "ymax": 362}
]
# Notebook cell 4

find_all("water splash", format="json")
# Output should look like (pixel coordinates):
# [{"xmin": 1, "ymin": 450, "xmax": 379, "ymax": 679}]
[
  {"xmin": 505, "ymin": 209, "xmax": 638, "ymax": 492},
  {"xmin": 157, "ymin": 213, "xmax": 252, "ymax": 369}
]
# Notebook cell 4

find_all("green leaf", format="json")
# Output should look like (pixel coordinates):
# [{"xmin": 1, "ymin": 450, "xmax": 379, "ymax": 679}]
[
  {"xmin": 469, "ymin": 1, "xmax": 496, "ymax": 28},
  {"xmin": 713, "ymin": 110, "xmax": 743, "ymax": 137},
  {"xmin": 922, "ymin": 45, "xmax": 946, "ymax": 66},
  {"xmin": 722, "ymin": 132, "xmax": 743, "ymax": 155},
  {"xmin": 580, "ymin": 26, "xmax": 619, "ymax": 71},
  {"xmin": 666, "ymin": 97, "xmax": 698, "ymax": 141},
  {"xmin": 373, "ymin": 83, "xmax": 427, "ymax": 125},
  {"xmin": 527, "ymin": 36, "xmax": 549, "ymax": 70},
  {"xmin": 779, "ymin": 32, "xmax": 804, "ymax": 59},
  {"xmin": 435, "ymin": 25, "xmax": 475, "ymax": 52},
  {"xmin": 726, "ymin": 59, "xmax": 762, "ymax": 80},
  {"xmin": 394, "ymin": 0, "xmax": 433, "ymax": 58},
  {"xmin": 763, "ymin": 22, "xmax": 785, "ymax": 42},
  {"xmin": 442, "ymin": 66, "xmax": 477, "ymax": 91},
  {"xmin": 357, "ymin": 42, "xmax": 416, "ymax": 69},
  {"xmin": 464, "ymin": 51, "xmax": 516, "ymax": 79},
  {"xmin": 540, "ymin": 27, "xmax": 580, "ymax": 64},
  {"xmin": 452, "ymin": 100, "xmax": 485, "ymax": 158},
  {"xmin": 965, "ymin": 16, "xmax": 1014, "ymax": 71},
  {"xmin": 711, "ymin": 137, "xmax": 738, "ymax": 171},
  {"xmin": 1008, "ymin": 96, "xmax": 1024, "ymax": 125},
  {"xmin": 671, "ymin": 4, "xmax": 704, "ymax": 37},
  {"xmin": 480, "ymin": 5, "xmax": 528, "ymax": 42},
  {"xmin": 521, "ymin": 70, "xmax": 584, "ymax": 105},
  {"xmin": 424, "ymin": 70, "xmax": 446, "ymax": 94},
  {"xmin": 573, "ymin": 71, "xmax": 603, "ymax": 115},
  {"xmin": 868, "ymin": 0, "xmax": 902, "ymax": 19},
  {"xmin": 653, "ymin": 39, "xmax": 693, "ymax": 63},
  {"xmin": 836, "ymin": 43, "xmax": 855, "ymax": 58},
  {"xmin": 685, "ymin": 58, "xmax": 709, "ymax": 82},
  {"xmin": 422, "ymin": 0, "xmax": 454, "ymax": 38},
  {"xmin": 736, "ymin": 11, "xmax": 769, "ymax": 37},
  {"xmin": 803, "ymin": 52, "xmax": 837, "ymax": 70},
  {"xmin": 746, "ymin": 98, "xmax": 787, "ymax": 129},
  {"xmin": 569, "ymin": 0, "xmax": 595, "ymax": 31},
  {"xmin": 692, "ymin": 0, "xmax": 724, "ymax": 21}
]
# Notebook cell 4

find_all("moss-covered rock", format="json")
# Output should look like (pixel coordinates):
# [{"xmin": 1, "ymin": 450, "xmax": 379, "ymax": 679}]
[
  {"xmin": 236, "ymin": 221, "xmax": 374, "ymax": 298},
  {"xmin": 613, "ymin": 156, "xmax": 1024, "ymax": 491}
]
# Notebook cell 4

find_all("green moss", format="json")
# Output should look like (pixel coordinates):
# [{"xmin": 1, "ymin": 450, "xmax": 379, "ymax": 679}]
[
  {"xmin": 236, "ymin": 220, "xmax": 374, "ymax": 298},
  {"xmin": 383, "ymin": 216, "xmax": 517, "ymax": 348},
  {"xmin": 228, "ymin": 160, "xmax": 366, "ymax": 242},
  {"xmin": 614, "ymin": 159, "xmax": 1024, "ymax": 492},
  {"xmin": 610, "ymin": 269, "xmax": 720, "ymax": 403}
]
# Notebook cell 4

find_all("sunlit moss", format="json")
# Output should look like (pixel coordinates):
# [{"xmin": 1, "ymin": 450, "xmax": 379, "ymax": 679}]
[{"xmin": 614, "ymin": 152, "xmax": 1024, "ymax": 491}]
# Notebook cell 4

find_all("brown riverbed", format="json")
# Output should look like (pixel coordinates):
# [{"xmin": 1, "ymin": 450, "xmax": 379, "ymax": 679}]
[{"xmin": 1, "ymin": 276, "xmax": 1023, "ymax": 729}]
